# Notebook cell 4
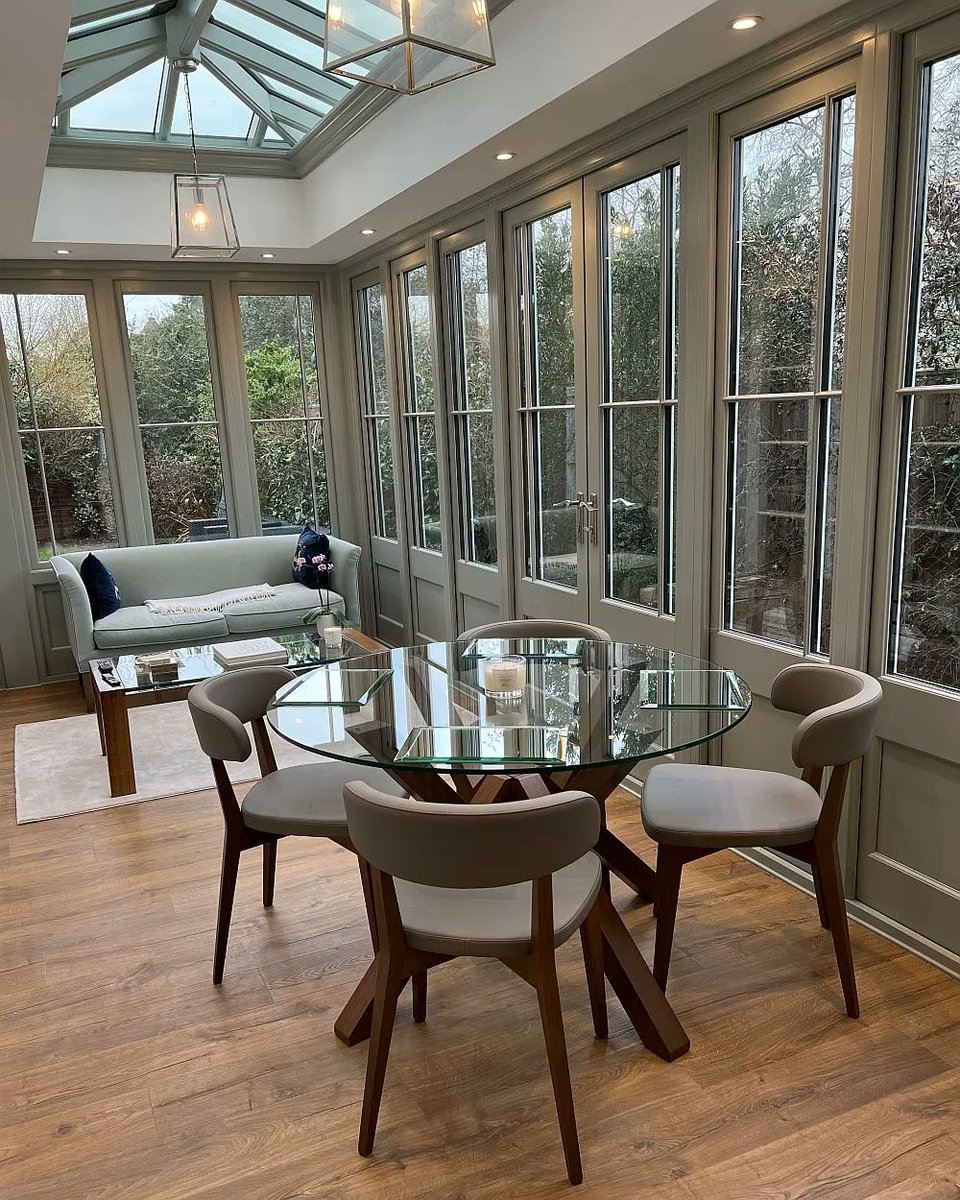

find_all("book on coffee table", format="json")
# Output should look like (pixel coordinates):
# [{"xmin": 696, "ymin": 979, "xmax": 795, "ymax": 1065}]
[{"xmin": 212, "ymin": 638, "xmax": 288, "ymax": 669}]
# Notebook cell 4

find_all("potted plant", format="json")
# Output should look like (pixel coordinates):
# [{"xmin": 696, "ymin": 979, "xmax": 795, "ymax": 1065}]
[{"xmin": 295, "ymin": 549, "xmax": 336, "ymax": 634}]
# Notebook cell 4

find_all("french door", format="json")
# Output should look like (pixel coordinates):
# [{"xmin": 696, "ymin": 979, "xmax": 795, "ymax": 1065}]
[
  {"xmin": 505, "ymin": 185, "xmax": 589, "ymax": 624},
  {"xmin": 503, "ymin": 138, "xmax": 683, "ymax": 644}
]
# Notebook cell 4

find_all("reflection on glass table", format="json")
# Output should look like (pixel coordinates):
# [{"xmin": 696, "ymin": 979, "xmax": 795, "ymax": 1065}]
[{"xmin": 266, "ymin": 640, "xmax": 751, "ymax": 774}]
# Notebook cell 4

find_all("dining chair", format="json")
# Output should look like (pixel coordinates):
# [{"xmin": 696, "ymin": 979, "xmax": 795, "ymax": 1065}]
[
  {"xmin": 459, "ymin": 618, "xmax": 611, "ymax": 643},
  {"xmin": 343, "ymin": 782, "xmax": 608, "ymax": 1185},
  {"xmin": 188, "ymin": 665, "xmax": 406, "ymax": 984},
  {"xmin": 641, "ymin": 663, "xmax": 882, "ymax": 1017}
]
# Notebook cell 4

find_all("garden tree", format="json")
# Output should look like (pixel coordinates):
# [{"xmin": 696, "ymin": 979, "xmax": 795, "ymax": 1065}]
[
  {"xmin": 125, "ymin": 294, "xmax": 222, "ymax": 542},
  {"xmin": 0, "ymin": 293, "xmax": 116, "ymax": 553},
  {"xmin": 898, "ymin": 55, "xmax": 960, "ymax": 688}
]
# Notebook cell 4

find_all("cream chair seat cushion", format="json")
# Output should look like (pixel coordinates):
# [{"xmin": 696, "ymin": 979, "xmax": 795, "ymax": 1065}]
[
  {"xmin": 242, "ymin": 762, "xmax": 406, "ymax": 837},
  {"xmin": 642, "ymin": 763, "xmax": 822, "ymax": 849},
  {"xmin": 394, "ymin": 851, "xmax": 603, "ymax": 957}
]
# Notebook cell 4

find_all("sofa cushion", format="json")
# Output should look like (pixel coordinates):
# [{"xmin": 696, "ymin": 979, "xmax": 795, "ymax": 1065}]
[
  {"xmin": 80, "ymin": 553, "xmax": 122, "ymax": 621},
  {"xmin": 224, "ymin": 582, "xmax": 345, "ymax": 635},
  {"xmin": 94, "ymin": 606, "xmax": 228, "ymax": 651},
  {"xmin": 292, "ymin": 526, "xmax": 333, "ymax": 591}
]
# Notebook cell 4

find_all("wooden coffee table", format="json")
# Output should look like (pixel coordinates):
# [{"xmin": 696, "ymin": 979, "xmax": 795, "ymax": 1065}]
[{"xmin": 90, "ymin": 627, "xmax": 379, "ymax": 797}]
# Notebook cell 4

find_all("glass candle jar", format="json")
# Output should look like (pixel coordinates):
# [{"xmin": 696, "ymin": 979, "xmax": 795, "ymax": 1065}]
[
  {"xmin": 482, "ymin": 654, "xmax": 526, "ymax": 699},
  {"xmin": 323, "ymin": 625, "xmax": 344, "ymax": 650}
]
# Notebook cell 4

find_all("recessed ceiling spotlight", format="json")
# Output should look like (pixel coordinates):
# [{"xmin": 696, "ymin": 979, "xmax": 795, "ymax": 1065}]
[
  {"xmin": 261, "ymin": 252, "xmax": 276, "ymax": 259},
  {"xmin": 730, "ymin": 15, "xmax": 762, "ymax": 29},
  {"xmin": 56, "ymin": 248, "xmax": 71, "ymax": 255},
  {"xmin": 361, "ymin": 227, "xmax": 376, "ymax": 236},
  {"xmin": 495, "ymin": 151, "xmax": 515, "ymax": 161}
]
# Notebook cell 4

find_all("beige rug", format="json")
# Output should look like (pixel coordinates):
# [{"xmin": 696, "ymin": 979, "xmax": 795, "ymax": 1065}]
[{"xmin": 14, "ymin": 700, "xmax": 323, "ymax": 824}]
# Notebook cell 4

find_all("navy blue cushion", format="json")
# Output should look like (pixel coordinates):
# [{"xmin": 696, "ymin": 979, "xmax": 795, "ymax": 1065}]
[
  {"xmin": 292, "ymin": 526, "xmax": 333, "ymax": 593},
  {"xmin": 79, "ymin": 553, "xmax": 121, "ymax": 621}
]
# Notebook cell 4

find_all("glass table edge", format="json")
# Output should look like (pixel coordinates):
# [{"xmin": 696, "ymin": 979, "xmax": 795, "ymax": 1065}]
[{"xmin": 264, "ymin": 687, "xmax": 754, "ymax": 775}]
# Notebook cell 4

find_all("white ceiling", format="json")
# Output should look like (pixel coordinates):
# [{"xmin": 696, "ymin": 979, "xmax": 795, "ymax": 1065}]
[{"xmin": 2, "ymin": 0, "xmax": 860, "ymax": 263}]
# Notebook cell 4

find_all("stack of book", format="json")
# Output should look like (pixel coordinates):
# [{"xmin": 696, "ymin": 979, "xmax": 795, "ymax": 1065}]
[{"xmin": 212, "ymin": 638, "xmax": 289, "ymax": 670}]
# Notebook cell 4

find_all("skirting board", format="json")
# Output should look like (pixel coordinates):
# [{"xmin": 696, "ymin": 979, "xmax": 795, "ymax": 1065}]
[{"xmin": 618, "ymin": 778, "xmax": 960, "ymax": 983}]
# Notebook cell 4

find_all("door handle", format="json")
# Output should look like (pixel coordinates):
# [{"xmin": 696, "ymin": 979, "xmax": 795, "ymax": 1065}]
[{"xmin": 585, "ymin": 493, "xmax": 599, "ymax": 545}]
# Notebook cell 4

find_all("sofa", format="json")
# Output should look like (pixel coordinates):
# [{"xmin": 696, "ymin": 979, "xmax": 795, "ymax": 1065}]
[{"xmin": 50, "ymin": 533, "xmax": 361, "ymax": 674}]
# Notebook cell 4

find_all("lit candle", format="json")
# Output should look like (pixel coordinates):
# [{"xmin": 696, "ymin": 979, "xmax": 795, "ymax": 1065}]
[{"xmin": 482, "ymin": 654, "xmax": 526, "ymax": 698}]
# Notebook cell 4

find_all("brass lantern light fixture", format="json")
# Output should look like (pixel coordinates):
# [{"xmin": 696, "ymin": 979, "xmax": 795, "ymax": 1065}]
[
  {"xmin": 323, "ymin": 0, "xmax": 495, "ymax": 95},
  {"xmin": 170, "ymin": 59, "xmax": 240, "ymax": 260}
]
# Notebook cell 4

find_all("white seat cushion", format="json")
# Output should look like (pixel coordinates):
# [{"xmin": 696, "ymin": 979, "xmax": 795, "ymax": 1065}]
[
  {"xmin": 394, "ymin": 852, "xmax": 602, "ymax": 957},
  {"xmin": 642, "ymin": 763, "xmax": 822, "ymax": 849},
  {"xmin": 94, "ymin": 605, "xmax": 228, "ymax": 650},
  {"xmin": 224, "ymin": 582, "xmax": 345, "ymax": 634}
]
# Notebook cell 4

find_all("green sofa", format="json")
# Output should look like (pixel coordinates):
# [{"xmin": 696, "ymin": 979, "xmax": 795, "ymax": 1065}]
[{"xmin": 50, "ymin": 533, "xmax": 361, "ymax": 674}]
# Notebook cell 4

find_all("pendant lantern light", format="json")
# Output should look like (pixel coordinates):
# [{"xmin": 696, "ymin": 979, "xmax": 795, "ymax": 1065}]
[
  {"xmin": 170, "ymin": 59, "xmax": 240, "ymax": 260},
  {"xmin": 323, "ymin": 0, "xmax": 495, "ymax": 95}
]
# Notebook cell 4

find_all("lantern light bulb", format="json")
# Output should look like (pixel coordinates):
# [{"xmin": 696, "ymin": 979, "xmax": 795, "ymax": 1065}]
[{"xmin": 188, "ymin": 202, "xmax": 210, "ymax": 234}]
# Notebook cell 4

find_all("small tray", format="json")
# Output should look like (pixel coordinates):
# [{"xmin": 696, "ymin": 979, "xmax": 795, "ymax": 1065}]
[
  {"xmin": 272, "ymin": 667, "xmax": 393, "ymax": 709},
  {"xmin": 395, "ymin": 725, "xmax": 569, "ymax": 766}
]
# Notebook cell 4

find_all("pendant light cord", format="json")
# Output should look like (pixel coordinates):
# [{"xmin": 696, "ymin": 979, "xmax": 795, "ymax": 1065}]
[{"xmin": 183, "ymin": 67, "xmax": 200, "ymax": 178}]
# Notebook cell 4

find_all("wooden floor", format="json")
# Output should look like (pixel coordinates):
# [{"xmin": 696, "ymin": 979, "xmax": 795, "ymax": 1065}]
[{"xmin": 2, "ymin": 684, "xmax": 959, "ymax": 1199}]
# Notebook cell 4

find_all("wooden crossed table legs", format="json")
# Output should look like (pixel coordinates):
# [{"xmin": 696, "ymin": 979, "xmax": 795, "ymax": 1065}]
[{"xmin": 333, "ymin": 760, "xmax": 689, "ymax": 1063}]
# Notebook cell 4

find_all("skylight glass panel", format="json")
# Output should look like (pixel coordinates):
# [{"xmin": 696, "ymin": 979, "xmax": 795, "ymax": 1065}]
[
  {"xmin": 70, "ymin": 58, "xmax": 164, "ymax": 133},
  {"xmin": 256, "ymin": 74, "xmax": 328, "ymax": 115},
  {"xmin": 213, "ymin": 1, "xmax": 324, "ymax": 65},
  {"xmin": 171, "ymin": 65, "xmax": 254, "ymax": 138},
  {"xmin": 70, "ymin": 5, "xmax": 157, "ymax": 36}
]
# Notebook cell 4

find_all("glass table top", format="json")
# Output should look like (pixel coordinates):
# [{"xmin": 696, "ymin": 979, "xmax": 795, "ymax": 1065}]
[
  {"xmin": 99, "ymin": 626, "xmax": 361, "ymax": 696},
  {"xmin": 266, "ymin": 640, "xmax": 752, "ymax": 774}
]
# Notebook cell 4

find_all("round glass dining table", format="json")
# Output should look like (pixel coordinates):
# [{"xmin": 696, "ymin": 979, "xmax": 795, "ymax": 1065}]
[{"xmin": 266, "ymin": 637, "xmax": 752, "ymax": 1061}]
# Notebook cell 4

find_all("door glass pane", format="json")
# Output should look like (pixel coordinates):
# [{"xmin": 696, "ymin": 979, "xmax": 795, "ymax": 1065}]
[
  {"xmin": 372, "ymin": 416, "xmax": 397, "ymax": 540},
  {"xmin": 827, "ymin": 95, "xmax": 857, "ymax": 390},
  {"xmin": 448, "ymin": 241, "xmax": 497, "ymax": 566},
  {"xmin": 733, "ymin": 106, "xmax": 825, "ymax": 395},
  {"xmin": 462, "ymin": 411, "xmax": 497, "ymax": 564},
  {"xmin": 403, "ymin": 264, "xmax": 442, "ymax": 551},
  {"xmin": 238, "ymin": 292, "xmax": 328, "ymax": 533},
  {"xmin": 890, "ymin": 394, "xmax": 960, "ymax": 691},
  {"xmin": 889, "ymin": 54, "xmax": 960, "ymax": 692},
  {"xmin": 812, "ymin": 396, "xmax": 841, "ymax": 656},
  {"xmin": 357, "ymin": 283, "xmax": 397, "ymax": 540},
  {"xmin": 530, "ymin": 407, "xmax": 578, "ymax": 588},
  {"xmin": 600, "ymin": 164, "xmax": 680, "ymax": 615},
  {"xmin": 0, "ymin": 292, "xmax": 118, "ymax": 558},
  {"xmin": 606, "ymin": 404, "xmax": 659, "ymax": 606},
  {"xmin": 728, "ymin": 398, "xmax": 809, "ymax": 647},
  {"xmin": 123, "ymin": 293, "xmax": 226, "ymax": 543},
  {"xmin": 606, "ymin": 174, "xmax": 661, "ymax": 402},
  {"xmin": 531, "ymin": 209, "xmax": 575, "ymax": 406},
  {"xmin": 912, "ymin": 55, "xmax": 960, "ymax": 387}
]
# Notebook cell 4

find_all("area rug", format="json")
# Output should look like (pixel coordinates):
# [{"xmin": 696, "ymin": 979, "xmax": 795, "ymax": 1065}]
[{"xmin": 14, "ymin": 700, "xmax": 327, "ymax": 824}]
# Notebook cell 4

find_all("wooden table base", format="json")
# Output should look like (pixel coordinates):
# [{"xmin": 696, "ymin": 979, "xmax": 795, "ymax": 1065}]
[{"xmin": 333, "ymin": 762, "xmax": 687, "ymax": 1061}]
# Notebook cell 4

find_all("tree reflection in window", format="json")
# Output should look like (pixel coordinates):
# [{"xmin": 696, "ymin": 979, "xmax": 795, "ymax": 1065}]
[{"xmin": 890, "ymin": 53, "xmax": 960, "ymax": 690}]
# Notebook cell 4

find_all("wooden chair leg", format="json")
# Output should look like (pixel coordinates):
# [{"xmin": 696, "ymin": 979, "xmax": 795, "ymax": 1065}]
[
  {"xmin": 412, "ymin": 971, "xmax": 427, "ymax": 1023},
  {"xmin": 358, "ymin": 951, "xmax": 404, "ymax": 1157},
  {"xmin": 213, "ymin": 833, "xmax": 243, "ymax": 985},
  {"xmin": 810, "ymin": 856, "xmax": 831, "ymax": 930},
  {"xmin": 262, "ymin": 838, "xmax": 278, "ymax": 908},
  {"xmin": 652, "ymin": 845, "xmax": 686, "ymax": 992},
  {"xmin": 579, "ymin": 901, "xmax": 608, "ymax": 1040},
  {"xmin": 814, "ymin": 841, "xmax": 860, "ymax": 1019},
  {"xmin": 534, "ymin": 947, "xmax": 582, "ymax": 1185}
]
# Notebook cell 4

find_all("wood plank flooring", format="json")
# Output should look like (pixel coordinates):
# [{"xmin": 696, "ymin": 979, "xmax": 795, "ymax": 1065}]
[{"xmin": 1, "ymin": 683, "xmax": 959, "ymax": 1198}]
